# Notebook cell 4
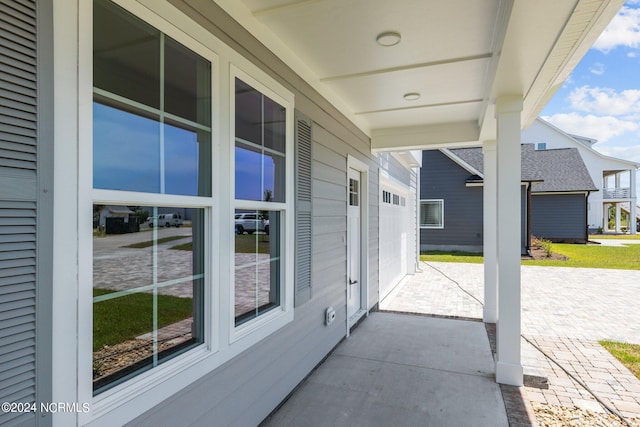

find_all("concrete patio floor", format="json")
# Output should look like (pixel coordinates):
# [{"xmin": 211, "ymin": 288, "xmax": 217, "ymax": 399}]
[
  {"xmin": 381, "ymin": 261, "xmax": 640, "ymax": 423},
  {"xmin": 262, "ymin": 312, "xmax": 509, "ymax": 427}
]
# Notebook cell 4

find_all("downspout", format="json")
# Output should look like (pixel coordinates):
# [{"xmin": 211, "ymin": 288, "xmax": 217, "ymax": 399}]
[{"xmin": 526, "ymin": 182, "xmax": 532, "ymax": 255}]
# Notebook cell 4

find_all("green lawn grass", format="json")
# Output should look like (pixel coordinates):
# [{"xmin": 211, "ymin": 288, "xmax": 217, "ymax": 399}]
[
  {"xmin": 421, "ymin": 243, "xmax": 640, "ymax": 270},
  {"xmin": 122, "ymin": 235, "xmax": 189, "ymax": 249},
  {"xmin": 590, "ymin": 234, "xmax": 640, "ymax": 240},
  {"xmin": 235, "ymin": 234, "xmax": 271, "ymax": 254},
  {"xmin": 93, "ymin": 288, "xmax": 193, "ymax": 351},
  {"xmin": 599, "ymin": 341, "xmax": 640, "ymax": 380},
  {"xmin": 168, "ymin": 234, "xmax": 271, "ymax": 253},
  {"xmin": 170, "ymin": 242, "xmax": 192, "ymax": 251},
  {"xmin": 421, "ymin": 250, "xmax": 483, "ymax": 264}
]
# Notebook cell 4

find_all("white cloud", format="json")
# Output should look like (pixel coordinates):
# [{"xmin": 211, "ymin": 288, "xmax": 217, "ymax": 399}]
[
  {"xmin": 589, "ymin": 62, "xmax": 605, "ymax": 75},
  {"xmin": 568, "ymin": 85, "xmax": 640, "ymax": 115},
  {"xmin": 597, "ymin": 144, "xmax": 640, "ymax": 162},
  {"xmin": 541, "ymin": 112, "xmax": 639, "ymax": 143},
  {"xmin": 592, "ymin": 6, "xmax": 640, "ymax": 52}
]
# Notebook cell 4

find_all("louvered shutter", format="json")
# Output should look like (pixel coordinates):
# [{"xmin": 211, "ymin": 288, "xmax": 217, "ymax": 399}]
[
  {"xmin": 0, "ymin": 1, "xmax": 38, "ymax": 425},
  {"xmin": 294, "ymin": 112, "xmax": 312, "ymax": 306}
]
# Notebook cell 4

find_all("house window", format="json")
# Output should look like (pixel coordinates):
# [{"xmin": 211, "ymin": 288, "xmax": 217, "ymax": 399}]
[
  {"xmin": 234, "ymin": 78, "xmax": 288, "ymax": 326},
  {"xmin": 382, "ymin": 190, "xmax": 391, "ymax": 204},
  {"xmin": 420, "ymin": 200, "xmax": 444, "ymax": 229},
  {"xmin": 392, "ymin": 194, "xmax": 400, "ymax": 205},
  {"xmin": 349, "ymin": 178, "xmax": 359, "ymax": 206},
  {"xmin": 92, "ymin": 0, "xmax": 211, "ymax": 394},
  {"xmin": 536, "ymin": 142, "xmax": 547, "ymax": 150}
]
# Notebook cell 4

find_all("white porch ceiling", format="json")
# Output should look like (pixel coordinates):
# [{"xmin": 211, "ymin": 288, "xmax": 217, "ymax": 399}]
[{"xmin": 216, "ymin": 0, "xmax": 624, "ymax": 150}]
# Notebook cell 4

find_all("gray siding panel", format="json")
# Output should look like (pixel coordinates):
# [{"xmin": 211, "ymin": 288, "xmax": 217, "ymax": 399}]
[
  {"xmin": 420, "ymin": 150, "xmax": 527, "ymax": 254},
  {"xmin": 420, "ymin": 150, "xmax": 484, "ymax": 251},
  {"xmin": 532, "ymin": 194, "xmax": 587, "ymax": 241},
  {"xmin": 0, "ymin": 0, "xmax": 38, "ymax": 425}
]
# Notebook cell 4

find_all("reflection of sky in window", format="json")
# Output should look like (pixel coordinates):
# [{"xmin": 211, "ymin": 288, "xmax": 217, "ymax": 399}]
[
  {"xmin": 94, "ymin": 103, "xmax": 204, "ymax": 195},
  {"xmin": 94, "ymin": 103, "xmax": 160, "ymax": 193},
  {"xmin": 164, "ymin": 124, "xmax": 200, "ymax": 196},
  {"xmin": 235, "ymin": 146, "xmax": 275, "ymax": 201}
]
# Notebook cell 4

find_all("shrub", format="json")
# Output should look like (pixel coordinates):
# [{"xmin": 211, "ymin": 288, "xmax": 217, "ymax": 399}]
[{"xmin": 531, "ymin": 236, "xmax": 553, "ymax": 258}]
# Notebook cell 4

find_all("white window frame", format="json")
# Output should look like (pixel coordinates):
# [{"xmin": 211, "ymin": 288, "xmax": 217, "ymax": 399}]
[
  {"xmin": 229, "ymin": 65, "xmax": 295, "ymax": 343},
  {"xmin": 67, "ymin": 1, "xmax": 295, "ymax": 425},
  {"xmin": 420, "ymin": 199, "xmax": 445, "ymax": 229}
]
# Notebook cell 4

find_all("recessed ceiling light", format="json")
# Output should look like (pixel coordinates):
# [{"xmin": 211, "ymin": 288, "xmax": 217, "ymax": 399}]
[
  {"xmin": 376, "ymin": 31, "xmax": 401, "ymax": 47},
  {"xmin": 403, "ymin": 92, "xmax": 420, "ymax": 101}
]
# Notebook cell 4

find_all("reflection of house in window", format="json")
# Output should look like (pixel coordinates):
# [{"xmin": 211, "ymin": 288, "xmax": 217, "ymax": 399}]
[
  {"xmin": 96, "ymin": 205, "xmax": 133, "ymax": 228},
  {"xmin": 96, "ymin": 205, "xmax": 140, "ymax": 234}
]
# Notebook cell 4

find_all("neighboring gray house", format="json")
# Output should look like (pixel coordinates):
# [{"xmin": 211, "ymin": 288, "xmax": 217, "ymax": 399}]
[{"xmin": 420, "ymin": 145, "xmax": 598, "ymax": 253}]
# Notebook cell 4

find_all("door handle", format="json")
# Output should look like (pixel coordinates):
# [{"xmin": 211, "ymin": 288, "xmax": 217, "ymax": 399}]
[{"xmin": 349, "ymin": 279, "xmax": 358, "ymax": 285}]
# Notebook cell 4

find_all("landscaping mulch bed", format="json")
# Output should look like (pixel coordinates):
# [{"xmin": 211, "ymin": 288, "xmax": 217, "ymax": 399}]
[
  {"xmin": 93, "ymin": 339, "xmax": 176, "ymax": 380},
  {"xmin": 532, "ymin": 402, "xmax": 640, "ymax": 427},
  {"xmin": 525, "ymin": 246, "xmax": 568, "ymax": 261}
]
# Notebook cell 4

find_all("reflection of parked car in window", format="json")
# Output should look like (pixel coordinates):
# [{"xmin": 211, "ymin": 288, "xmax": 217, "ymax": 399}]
[
  {"xmin": 235, "ymin": 213, "xmax": 269, "ymax": 235},
  {"xmin": 147, "ymin": 213, "xmax": 183, "ymax": 228}
]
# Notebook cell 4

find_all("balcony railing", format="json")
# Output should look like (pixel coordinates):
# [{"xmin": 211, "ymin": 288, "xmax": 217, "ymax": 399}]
[{"xmin": 603, "ymin": 187, "xmax": 631, "ymax": 199}]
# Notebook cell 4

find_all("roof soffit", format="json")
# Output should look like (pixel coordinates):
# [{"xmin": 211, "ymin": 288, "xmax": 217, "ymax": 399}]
[{"xmin": 214, "ymin": 0, "xmax": 623, "ymax": 149}]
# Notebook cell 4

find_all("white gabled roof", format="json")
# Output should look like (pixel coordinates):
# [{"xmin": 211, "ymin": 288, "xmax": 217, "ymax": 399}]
[{"xmin": 535, "ymin": 117, "xmax": 640, "ymax": 170}]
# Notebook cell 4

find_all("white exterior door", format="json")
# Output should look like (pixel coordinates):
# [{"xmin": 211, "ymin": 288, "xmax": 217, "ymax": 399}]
[{"xmin": 347, "ymin": 168, "xmax": 361, "ymax": 320}]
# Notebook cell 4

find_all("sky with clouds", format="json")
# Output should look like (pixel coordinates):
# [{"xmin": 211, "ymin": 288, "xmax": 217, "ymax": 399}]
[{"xmin": 541, "ymin": 0, "xmax": 640, "ymax": 197}]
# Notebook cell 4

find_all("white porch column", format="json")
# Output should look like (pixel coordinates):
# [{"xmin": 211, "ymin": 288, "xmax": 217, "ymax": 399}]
[
  {"xmin": 631, "ymin": 168, "xmax": 637, "ymax": 235},
  {"xmin": 495, "ymin": 96, "xmax": 523, "ymax": 386},
  {"xmin": 603, "ymin": 203, "xmax": 609, "ymax": 232},
  {"xmin": 483, "ymin": 140, "xmax": 498, "ymax": 323}
]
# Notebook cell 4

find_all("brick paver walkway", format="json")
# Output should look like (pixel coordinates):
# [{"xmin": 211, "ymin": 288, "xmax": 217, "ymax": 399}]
[{"xmin": 382, "ymin": 261, "xmax": 640, "ymax": 423}]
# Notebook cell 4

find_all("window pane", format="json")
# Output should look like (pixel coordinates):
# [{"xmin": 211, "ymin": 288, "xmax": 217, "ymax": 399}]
[
  {"xmin": 164, "ymin": 37, "xmax": 211, "ymax": 127},
  {"xmin": 93, "ymin": 205, "xmax": 204, "ymax": 394},
  {"xmin": 234, "ymin": 210, "xmax": 280, "ymax": 325},
  {"xmin": 264, "ymin": 151, "xmax": 285, "ymax": 203},
  {"xmin": 235, "ymin": 79, "xmax": 286, "ymax": 203},
  {"xmin": 263, "ymin": 95, "xmax": 286, "ymax": 154},
  {"xmin": 235, "ymin": 79, "xmax": 262, "ymax": 145},
  {"xmin": 93, "ymin": 103, "xmax": 161, "ymax": 193},
  {"xmin": 164, "ymin": 121, "xmax": 212, "ymax": 197},
  {"xmin": 94, "ymin": 0, "xmax": 212, "ymax": 197},
  {"xmin": 94, "ymin": 0, "xmax": 160, "ymax": 109},
  {"xmin": 235, "ymin": 144, "xmax": 263, "ymax": 201},
  {"xmin": 234, "ymin": 143, "xmax": 285, "ymax": 203},
  {"xmin": 349, "ymin": 178, "xmax": 359, "ymax": 206},
  {"xmin": 420, "ymin": 201, "xmax": 443, "ymax": 227}
]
